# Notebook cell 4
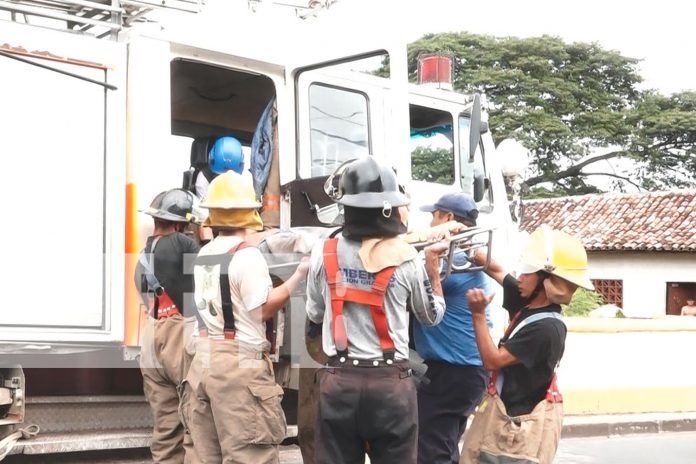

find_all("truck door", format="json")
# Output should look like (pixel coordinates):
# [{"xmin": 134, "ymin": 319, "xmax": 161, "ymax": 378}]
[
  {"xmin": 0, "ymin": 22, "xmax": 126, "ymax": 343},
  {"xmin": 288, "ymin": 52, "xmax": 409, "ymax": 227}
]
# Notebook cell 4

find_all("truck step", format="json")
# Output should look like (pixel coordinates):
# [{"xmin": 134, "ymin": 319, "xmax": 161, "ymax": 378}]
[{"xmin": 24, "ymin": 396, "xmax": 152, "ymax": 434}]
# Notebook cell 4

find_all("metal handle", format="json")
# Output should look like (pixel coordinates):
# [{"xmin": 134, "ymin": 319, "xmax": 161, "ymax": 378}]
[{"xmin": 413, "ymin": 226, "xmax": 495, "ymax": 280}]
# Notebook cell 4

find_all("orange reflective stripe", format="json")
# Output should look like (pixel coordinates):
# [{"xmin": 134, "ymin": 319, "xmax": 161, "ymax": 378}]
[
  {"xmin": 334, "ymin": 288, "xmax": 383, "ymax": 307},
  {"xmin": 262, "ymin": 194, "xmax": 281, "ymax": 211},
  {"xmin": 323, "ymin": 239, "xmax": 340, "ymax": 286}
]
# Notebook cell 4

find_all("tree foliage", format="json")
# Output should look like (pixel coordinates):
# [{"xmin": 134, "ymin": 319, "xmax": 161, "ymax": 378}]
[
  {"xmin": 411, "ymin": 146, "xmax": 454, "ymax": 184},
  {"xmin": 562, "ymin": 288, "xmax": 604, "ymax": 317},
  {"xmin": 405, "ymin": 33, "xmax": 696, "ymax": 195}
]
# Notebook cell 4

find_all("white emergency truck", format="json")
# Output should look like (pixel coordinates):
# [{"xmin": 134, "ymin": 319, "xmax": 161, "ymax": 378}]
[{"xmin": 0, "ymin": 0, "xmax": 527, "ymax": 457}]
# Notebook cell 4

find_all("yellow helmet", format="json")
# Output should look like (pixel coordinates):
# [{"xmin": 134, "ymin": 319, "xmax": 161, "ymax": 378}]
[
  {"xmin": 519, "ymin": 225, "xmax": 594, "ymax": 291},
  {"xmin": 200, "ymin": 171, "xmax": 261, "ymax": 209}
]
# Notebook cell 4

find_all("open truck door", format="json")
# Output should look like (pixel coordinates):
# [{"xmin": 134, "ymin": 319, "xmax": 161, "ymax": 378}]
[{"xmin": 0, "ymin": 22, "xmax": 126, "ymax": 347}]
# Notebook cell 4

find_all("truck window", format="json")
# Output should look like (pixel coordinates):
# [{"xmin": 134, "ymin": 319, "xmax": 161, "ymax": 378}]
[
  {"xmin": 410, "ymin": 104, "xmax": 454, "ymax": 185},
  {"xmin": 309, "ymin": 83, "xmax": 370, "ymax": 177},
  {"xmin": 459, "ymin": 115, "xmax": 493, "ymax": 211}
]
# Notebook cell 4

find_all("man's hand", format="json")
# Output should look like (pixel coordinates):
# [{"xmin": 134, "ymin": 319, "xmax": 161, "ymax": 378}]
[
  {"xmin": 466, "ymin": 288, "xmax": 495, "ymax": 315},
  {"xmin": 472, "ymin": 249, "xmax": 487, "ymax": 267},
  {"xmin": 423, "ymin": 229, "xmax": 452, "ymax": 257}
]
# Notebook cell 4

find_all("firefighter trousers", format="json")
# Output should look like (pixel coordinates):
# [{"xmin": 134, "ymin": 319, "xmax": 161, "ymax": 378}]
[
  {"xmin": 180, "ymin": 339, "xmax": 287, "ymax": 464},
  {"xmin": 315, "ymin": 361, "xmax": 418, "ymax": 464},
  {"xmin": 140, "ymin": 313, "xmax": 197, "ymax": 464}
]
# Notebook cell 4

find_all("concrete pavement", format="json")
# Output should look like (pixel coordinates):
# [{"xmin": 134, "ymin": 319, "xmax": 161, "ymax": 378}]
[{"xmin": 561, "ymin": 411, "xmax": 696, "ymax": 438}]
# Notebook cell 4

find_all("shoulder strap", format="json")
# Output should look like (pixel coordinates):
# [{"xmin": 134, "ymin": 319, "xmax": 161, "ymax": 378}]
[
  {"xmin": 322, "ymin": 238, "xmax": 397, "ymax": 360},
  {"xmin": 508, "ymin": 311, "xmax": 563, "ymax": 340},
  {"xmin": 138, "ymin": 237, "xmax": 162, "ymax": 292},
  {"xmin": 194, "ymin": 241, "xmax": 249, "ymax": 339},
  {"xmin": 323, "ymin": 238, "xmax": 347, "ymax": 354},
  {"xmin": 491, "ymin": 311, "xmax": 564, "ymax": 396},
  {"xmin": 138, "ymin": 237, "xmax": 163, "ymax": 314}
]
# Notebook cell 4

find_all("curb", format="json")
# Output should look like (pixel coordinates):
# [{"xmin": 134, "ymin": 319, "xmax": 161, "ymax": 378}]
[{"xmin": 562, "ymin": 415, "xmax": 696, "ymax": 438}]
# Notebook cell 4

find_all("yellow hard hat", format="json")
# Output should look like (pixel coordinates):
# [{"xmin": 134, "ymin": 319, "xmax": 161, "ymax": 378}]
[
  {"xmin": 519, "ymin": 225, "xmax": 594, "ymax": 291},
  {"xmin": 200, "ymin": 171, "xmax": 261, "ymax": 209}
]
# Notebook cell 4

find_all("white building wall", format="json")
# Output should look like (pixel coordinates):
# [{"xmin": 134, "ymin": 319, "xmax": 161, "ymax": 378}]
[{"xmin": 588, "ymin": 251, "xmax": 696, "ymax": 317}]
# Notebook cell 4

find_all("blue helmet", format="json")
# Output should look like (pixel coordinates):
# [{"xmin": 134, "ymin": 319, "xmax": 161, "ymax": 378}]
[{"xmin": 208, "ymin": 136, "xmax": 244, "ymax": 175}]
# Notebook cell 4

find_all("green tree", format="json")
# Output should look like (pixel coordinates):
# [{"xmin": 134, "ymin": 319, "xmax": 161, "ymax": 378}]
[
  {"xmin": 411, "ymin": 146, "xmax": 454, "ymax": 184},
  {"xmin": 562, "ymin": 288, "xmax": 604, "ymax": 317},
  {"xmin": 404, "ymin": 33, "xmax": 696, "ymax": 195}
]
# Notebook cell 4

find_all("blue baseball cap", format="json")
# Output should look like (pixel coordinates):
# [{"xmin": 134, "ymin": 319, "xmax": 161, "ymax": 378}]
[{"xmin": 419, "ymin": 192, "xmax": 479, "ymax": 222}]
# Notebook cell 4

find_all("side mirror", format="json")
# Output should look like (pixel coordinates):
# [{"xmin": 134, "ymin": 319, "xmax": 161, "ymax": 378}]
[
  {"xmin": 473, "ymin": 167, "xmax": 486, "ymax": 202},
  {"xmin": 468, "ymin": 94, "xmax": 482, "ymax": 163}
]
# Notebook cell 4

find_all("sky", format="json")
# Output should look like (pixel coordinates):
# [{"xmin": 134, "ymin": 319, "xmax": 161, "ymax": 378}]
[{"xmin": 258, "ymin": 0, "xmax": 695, "ymax": 95}]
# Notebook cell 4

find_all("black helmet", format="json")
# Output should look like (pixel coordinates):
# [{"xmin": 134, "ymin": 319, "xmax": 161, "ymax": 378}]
[
  {"xmin": 326, "ymin": 157, "xmax": 409, "ymax": 211},
  {"xmin": 143, "ymin": 189, "xmax": 199, "ymax": 223}
]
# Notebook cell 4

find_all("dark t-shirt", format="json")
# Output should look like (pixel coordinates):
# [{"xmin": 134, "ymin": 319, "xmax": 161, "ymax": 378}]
[
  {"xmin": 499, "ymin": 274, "xmax": 566, "ymax": 417},
  {"xmin": 134, "ymin": 232, "xmax": 200, "ymax": 317}
]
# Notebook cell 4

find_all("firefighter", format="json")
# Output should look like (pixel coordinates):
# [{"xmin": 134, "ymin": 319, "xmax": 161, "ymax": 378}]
[
  {"xmin": 194, "ymin": 135, "xmax": 246, "ymax": 245},
  {"xmin": 462, "ymin": 226, "xmax": 594, "ymax": 464},
  {"xmin": 193, "ymin": 135, "xmax": 245, "ymax": 201},
  {"xmin": 135, "ymin": 188, "xmax": 201, "ymax": 464},
  {"xmin": 305, "ymin": 156, "xmax": 449, "ymax": 464},
  {"xmin": 181, "ymin": 170, "xmax": 308, "ymax": 463}
]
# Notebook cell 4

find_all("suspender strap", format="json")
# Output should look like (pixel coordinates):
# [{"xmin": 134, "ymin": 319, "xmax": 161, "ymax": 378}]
[
  {"xmin": 194, "ymin": 242, "xmax": 249, "ymax": 340},
  {"xmin": 138, "ymin": 237, "xmax": 164, "ymax": 317},
  {"xmin": 489, "ymin": 311, "xmax": 564, "ymax": 398},
  {"xmin": 322, "ymin": 238, "xmax": 397, "ymax": 360},
  {"xmin": 545, "ymin": 373, "xmax": 563, "ymax": 403},
  {"xmin": 368, "ymin": 266, "xmax": 397, "ymax": 359},
  {"xmin": 488, "ymin": 311, "xmax": 522, "ymax": 395},
  {"xmin": 323, "ymin": 238, "xmax": 347, "ymax": 355}
]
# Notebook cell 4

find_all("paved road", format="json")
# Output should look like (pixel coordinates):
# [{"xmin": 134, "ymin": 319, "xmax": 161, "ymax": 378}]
[
  {"xmin": 554, "ymin": 431, "xmax": 696, "ymax": 464},
  {"xmin": 8, "ymin": 432, "xmax": 695, "ymax": 463},
  {"xmin": 281, "ymin": 431, "xmax": 696, "ymax": 463}
]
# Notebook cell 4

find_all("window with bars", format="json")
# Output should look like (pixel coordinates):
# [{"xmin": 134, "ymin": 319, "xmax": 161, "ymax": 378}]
[{"xmin": 592, "ymin": 279, "xmax": 623, "ymax": 307}]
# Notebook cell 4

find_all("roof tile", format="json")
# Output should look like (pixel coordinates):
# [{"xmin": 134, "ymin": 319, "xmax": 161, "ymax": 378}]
[{"xmin": 520, "ymin": 190, "xmax": 696, "ymax": 252}]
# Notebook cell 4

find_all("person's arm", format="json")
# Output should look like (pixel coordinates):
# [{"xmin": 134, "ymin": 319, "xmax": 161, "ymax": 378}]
[
  {"xmin": 682, "ymin": 306, "xmax": 687, "ymax": 316},
  {"xmin": 467, "ymin": 288, "xmax": 520, "ymax": 370},
  {"xmin": 260, "ymin": 258, "xmax": 309, "ymax": 321},
  {"xmin": 305, "ymin": 243, "xmax": 327, "ymax": 326},
  {"xmin": 421, "ymin": 229, "xmax": 455, "ymax": 297},
  {"xmin": 473, "ymin": 249, "xmax": 506, "ymax": 286},
  {"xmin": 423, "ymin": 243, "xmax": 446, "ymax": 297},
  {"xmin": 406, "ymin": 259, "xmax": 446, "ymax": 327}
]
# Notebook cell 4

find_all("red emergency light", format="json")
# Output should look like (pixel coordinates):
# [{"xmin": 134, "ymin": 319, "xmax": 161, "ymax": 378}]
[{"xmin": 417, "ymin": 53, "xmax": 454, "ymax": 90}]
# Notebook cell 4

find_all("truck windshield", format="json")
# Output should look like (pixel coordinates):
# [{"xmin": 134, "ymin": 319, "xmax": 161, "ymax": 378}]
[{"xmin": 409, "ymin": 105, "xmax": 454, "ymax": 185}]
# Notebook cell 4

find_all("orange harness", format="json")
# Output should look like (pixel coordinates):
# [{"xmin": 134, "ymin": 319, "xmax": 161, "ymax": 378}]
[{"xmin": 322, "ymin": 238, "xmax": 397, "ymax": 361}]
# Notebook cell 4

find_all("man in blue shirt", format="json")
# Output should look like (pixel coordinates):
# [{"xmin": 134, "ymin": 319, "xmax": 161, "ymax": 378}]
[{"xmin": 414, "ymin": 192, "xmax": 493, "ymax": 464}]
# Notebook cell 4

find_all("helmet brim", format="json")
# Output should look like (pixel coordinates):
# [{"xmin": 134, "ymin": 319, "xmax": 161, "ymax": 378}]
[
  {"xmin": 337, "ymin": 191, "xmax": 410, "ymax": 208},
  {"xmin": 518, "ymin": 260, "xmax": 594, "ymax": 291},
  {"xmin": 554, "ymin": 270, "xmax": 594, "ymax": 291},
  {"xmin": 140, "ymin": 208, "xmax": 191, "ymax": 223},
  {"xmin": 199, "ymin": 200, "xmax": 261, "ymax": 209}
]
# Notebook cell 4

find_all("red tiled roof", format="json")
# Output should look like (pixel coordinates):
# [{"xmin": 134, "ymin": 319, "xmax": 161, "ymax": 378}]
[{"xmin": 520, "ymin": 190, "xmax": 696, "ymax": 252}]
